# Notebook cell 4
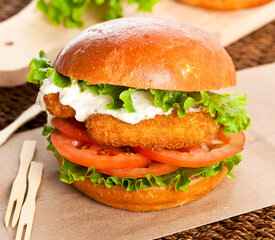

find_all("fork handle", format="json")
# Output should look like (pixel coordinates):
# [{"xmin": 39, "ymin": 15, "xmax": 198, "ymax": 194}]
[
  {"xmin": 0, "ymin": 104, "xmax": 41, "ymax": 146},
  {"xmin": 26, "ymin": 162, "xmax": 44, "ymax": 200},
  {"xmin": 18, "ymin": 140, "xmax": 37, "ymax": 177}
]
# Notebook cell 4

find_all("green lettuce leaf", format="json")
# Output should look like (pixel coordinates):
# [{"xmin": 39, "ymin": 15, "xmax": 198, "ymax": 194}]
[
  {"xmin": 77, "ymin": 81, "xmax": 136, "ymax": 111},
  {"xmin": 44, "ymin": 125, "xmax": 242, "ymax": 192},
  {"xmin": 150, "ymin": 89, "xmax": 188, "ymax": 117},
  {"xmin": 26, "ymin": 50, "xmax": 52, "ymax": 85},
  {"xmin": 198, "ymin": 91, "xmax": 250, "ymax": 134},
  {"xmin": 106, "ymin": 0, "xmax": 123, "ymax": 19},
  {"xmin": 99, "ymin": 84, "xmax": 128, "ymax": 110},
  {"xmin": 150, "ymin": 90, "xmax": 251, "ymax": 134},
  {"xmin": 36, "ymin": 0, "xmax": 160, "ymax": 28},
  {"xmin": 47, "ymin": 68, "xmax": 72, "ymax": 88},
  {"xmin": 27, "ymin": 50, "xmax": 72, "ymax": 88},
  {"xmin": 128, "ymin": 0, "xmax": 160, "ymax": 12},
  {"xmin": 106, "ymin": 0, "xmax": 161, "ymax": 19},
  {"xmin": 36, "ymin": 0, "xmax": 91, "ymax": 28},
  {"xmin": 119, "ymin": 88, "xmax": 137, "ymax": 113},
  {"xmin": 77, "ymin": 80, "xmax": 101, "ymax": 94}
]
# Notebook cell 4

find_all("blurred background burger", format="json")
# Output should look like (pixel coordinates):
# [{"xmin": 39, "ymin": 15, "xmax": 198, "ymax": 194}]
[{"xmin": 178, "ymin": 0, "xmax": 273, "ymax": 10}]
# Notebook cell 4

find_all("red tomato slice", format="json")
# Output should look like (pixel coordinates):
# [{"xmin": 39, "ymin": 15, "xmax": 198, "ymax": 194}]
[
  {"xmin": 51, "ymin": 118, "xmax": 97, "ymax": 144},
  {"xmin": 133, "ymin": 131, "xmax": 245, "ymax": 168},
  {"xmin": 97, "ymin": 162, "xmax": 179, "ymax": 178},
  {"xmin": 51, "ymin": 132, "xmax": 149, "ymax": 169}
]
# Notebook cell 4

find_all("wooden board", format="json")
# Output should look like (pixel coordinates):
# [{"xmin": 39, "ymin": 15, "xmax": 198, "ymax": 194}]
[{"xmin": 1, "ymin": 0, "xmax": 275, "ymax": 87}]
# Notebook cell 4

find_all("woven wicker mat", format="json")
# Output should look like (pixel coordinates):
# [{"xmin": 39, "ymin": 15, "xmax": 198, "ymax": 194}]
[{"xmin": 0, "ymin": 1, "xmax": 275, "ymax": 239}]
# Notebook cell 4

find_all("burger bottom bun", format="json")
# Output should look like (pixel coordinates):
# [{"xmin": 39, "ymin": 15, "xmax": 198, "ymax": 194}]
[
  {"xmin": 179, "ymin": 0, "xmax": 272, "ymax": 10},
  {"xmin": 65, "ymin": 157, "xmax": 228, "ymax": 211}
]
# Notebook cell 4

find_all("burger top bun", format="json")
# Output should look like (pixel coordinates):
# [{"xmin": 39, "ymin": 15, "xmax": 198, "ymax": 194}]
[
  {"xmin": 178, "ymin": 0, "xmax": 273, "ymax": 10},
  {"xmin": 54, "ymin": 17, "xmax": 236, "ymax": 91}
]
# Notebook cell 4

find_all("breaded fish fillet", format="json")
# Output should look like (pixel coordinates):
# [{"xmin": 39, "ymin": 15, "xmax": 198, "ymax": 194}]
[
  {"xmin": 44, "ymin": 93, "xmax": 219, "ymax": 149},
  {"xmin": 86, "ymin": 111, "xmax": 220, "ymax": 150},
  {"xmin": 44, "ymin": 93, "xmax": 75, "ymax": 118}
]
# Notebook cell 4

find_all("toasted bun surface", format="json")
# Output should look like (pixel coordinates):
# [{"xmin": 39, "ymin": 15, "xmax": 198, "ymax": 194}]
[
  {"xmin": 58, "ymin": 157, "xmax": 227, "ymax": 211},
  {"xmin": 54, "ymin": 17, "xmax": 236, "ymax": 91},
  {"xmin": 179, "ymin": 0, "xmax": 272, "ymax": 10}
]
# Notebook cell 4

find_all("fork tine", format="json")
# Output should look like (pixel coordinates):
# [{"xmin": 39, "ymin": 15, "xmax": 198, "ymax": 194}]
[
  {"xmin": 15, "ymin": 162, "xmax": 43, "ymax": 240},
  {"xmin": 12, "ymin": 198, "xmax": 24, "ymax": 228},
  {"xmin": 24, "ymin": 221, "xmax": 33, "ymax": 240},
  {"xmin": 15, "ymin": 219, "xmax": 24, "ymax": 240},
  {"xmin": 4, "ymin": 198, "xmax": 16, "ymax": 227}
]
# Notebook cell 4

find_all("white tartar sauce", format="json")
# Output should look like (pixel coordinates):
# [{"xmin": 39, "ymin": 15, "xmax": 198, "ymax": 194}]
[{"xmin": 37, "ymin": 76, "xmax": 202, "ymax": 124}]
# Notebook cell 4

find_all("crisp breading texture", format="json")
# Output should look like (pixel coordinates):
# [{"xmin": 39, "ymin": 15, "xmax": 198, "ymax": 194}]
[
  {"xmin": 44, "ymin": 93, "xmax": 75, "ymax": 118},
  {"xmin": 44, "ymin": 93, "xmax": 220, "ymax": 149},
  {"xmin": 86, "ymin": 111, "xmax": 220, "ymax": 150}
]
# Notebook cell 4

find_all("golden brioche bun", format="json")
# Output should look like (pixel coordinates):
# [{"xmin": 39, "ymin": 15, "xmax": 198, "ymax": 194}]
[
  {"xmin": 72, "ymin": 167, "xmax": 228, "ymax": 211},
  {"xmin": 54, "ymin": 17, "xmax": 236, "ymax": 91},
  {"xmin": 179, "ymin": 0, "xmax": 272, "ymax": 10},
  {"xmin": 58, "ymin": 156, "xmax": 228, "ymax": 211}
]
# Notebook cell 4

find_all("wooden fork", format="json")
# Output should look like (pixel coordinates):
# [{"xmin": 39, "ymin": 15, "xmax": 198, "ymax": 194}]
[
  {"xmin": 5, "ymin": 140, "xmax": 36, "ymax": 228},
  {"xmin": 15, "ymin": 161, "xmax": 44, "ymax": 240}
]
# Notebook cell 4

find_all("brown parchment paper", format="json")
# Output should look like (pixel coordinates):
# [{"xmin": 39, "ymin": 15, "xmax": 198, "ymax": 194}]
[{"xmin": 1, "ymin": 63, "xmax": 275, "ymax": 240}]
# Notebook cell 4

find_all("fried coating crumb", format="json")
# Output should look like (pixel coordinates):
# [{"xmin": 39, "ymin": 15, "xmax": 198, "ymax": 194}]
[
  {"xmin": 86, "ymin": 111, "xmax": 220, "ymax": 150},
  {"xmin": 44, "ymin": 93, "xmax": 75, "ymax": 118}
]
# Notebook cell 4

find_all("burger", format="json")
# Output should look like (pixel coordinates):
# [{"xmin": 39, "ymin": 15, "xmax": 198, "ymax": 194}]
[
  {"xmin": 27, "ymin": 17, "xmax": 250, "ymax": 211},
  {"xmin": 178, "ymin": 0, "xmax": 273, "ymax": 10}
]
